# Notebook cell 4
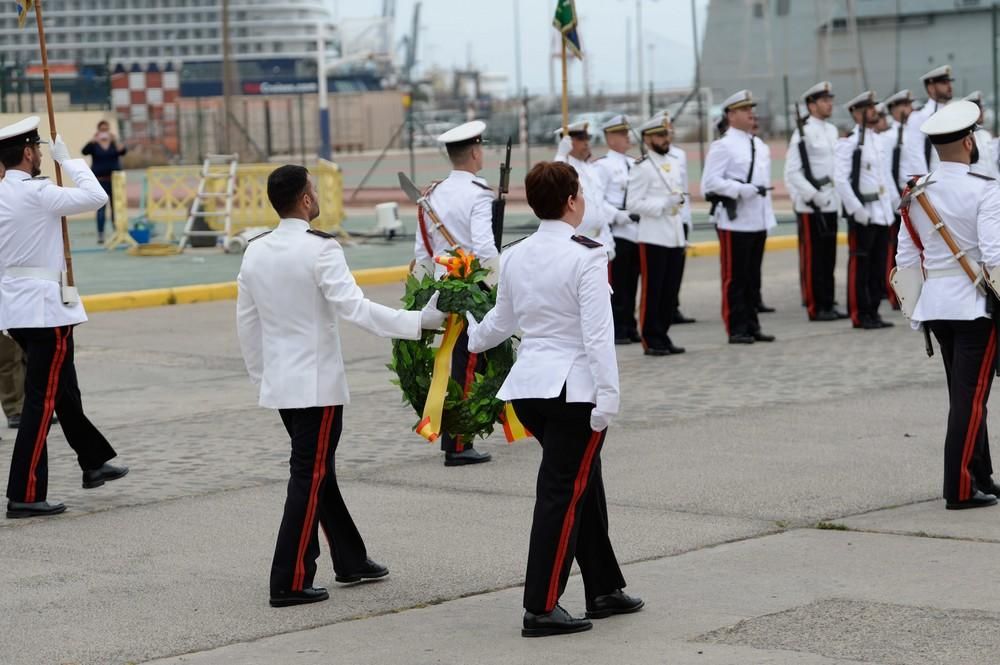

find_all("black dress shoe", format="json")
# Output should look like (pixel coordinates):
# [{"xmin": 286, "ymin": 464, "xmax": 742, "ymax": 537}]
[
  {"xmin": 522, "ymin": 604, "xmax": 593, "ymax": 637},
  {"xmin": 644, "ymin": 347, "xmax": 671, "ymax": 356},
  {"xmin": 859, "ymin": 318, "xmax": 884, "ymax": 330},
  {"xmin": 335, "ymin": 558, "xmax": 389, "ymax": 584},
  {"xmin": 7, "ymin": 414, "xmax": 20, "ymax": 428},
  {"xmin": 877, "ymin": 317, "xmax": 895, "ymax": 328},
  {"xmin": 628, "ymin": 331, "xmax": 643, "ymax": 343},
  {"xmin": 664, "ymin": 338, "xmax": 685, "ymax": 354},
  {"xmin": 585, "ymin": 590, "xmax": 645, "ymax": 619},
  {"xmin": 269, "ymin": 586, "xmax": 329, "ymax": 608},
  {"xmin": 614, "ymin": 337, "xmax": 633, "ymax": 345},
  {"xmin": 752, "ymin": 331, "xmax": 776, "ymax": 342},
  {"xmin": 946, "ymin": 490, "xmax": 998, "ymax": 510},
  {"xmin": 6, "ymin": 500, "xmax": 66, "ymax": 519},
  {"xmin": 672, "ymin": 311, "xmax": 696, "ymax": 324},
  {"xmin": 728, "ymin": 334, "xmax": 755, "ymax": 344},
  {"xmin": 756, "ymin": 303, "xmax": 776, "ymax": 313},
  {"xmin": 444, "ymin": 448, "xmax": 491, "ymax": 467},
  {"xmin": 82, "ymin": 463, "xmax": 129, "ymax": 489},
  {"xmin": 812, "ymin": 310, "xmax": 840, "ymax": 322}
]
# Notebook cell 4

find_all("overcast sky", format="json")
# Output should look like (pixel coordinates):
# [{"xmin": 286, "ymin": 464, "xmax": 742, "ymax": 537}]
[{"xmin": 330, "ymin": 0, "xmax": 710, "ymax": 96}]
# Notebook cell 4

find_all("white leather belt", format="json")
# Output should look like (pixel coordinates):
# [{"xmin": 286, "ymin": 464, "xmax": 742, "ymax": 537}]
[
  {"xmin": 5, "ymin": 267, "xmax": 60, "ymax": 282},
  {"xmin": 925, "ymin": 267, "xmax": 968, "ymax": 279}
]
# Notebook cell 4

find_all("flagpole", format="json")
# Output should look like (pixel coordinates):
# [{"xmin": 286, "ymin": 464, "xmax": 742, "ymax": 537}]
[
  {"xmin": 32, "ymin": 0, "xmax": 74, "ymax": 289},
  {"xmin": 561, "ymin": 39, "xmax": 569, "ymax": 134}
]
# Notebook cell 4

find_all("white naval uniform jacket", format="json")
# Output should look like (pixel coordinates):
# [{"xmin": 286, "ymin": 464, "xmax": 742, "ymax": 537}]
[
  {"xmin": 784, "ymin": 116, "xmax": 840, "ymax": 214},
  {"xmin": 626, "ymin": 149, "xmax": 687, "ymax": 248},
  {"xmin": 834, "ymin": 126, "xmax": 898, "ymax": 226},
  {"xmin": 554, "ymin": 152, "xmax": 617, "ymax": 255},
  {"xmin": 466, "ymin": 220, "xmax": 620, "ymax": 415},
  {"xmin": 897, "ymin": 162, "xmax": 1000, "ymax": 326},
  {"xmin": 972, "ymin": 129, "xmax": 1000, "ymax": 180},
  {"xmin": 595, "ymin": 149, "xmax": 638, "ymax": 244},
  {"xmin": 700, "ymin": 128, "xmax": 776, "ymax": 232},
  {"xmin": 413, "ymin": 169, "xmax": 498, "ymax": 263},
  {"xmin": 237, "ymin": 218, "xmax": 422, "ymax": 409},
  {"xmin": 900, "ymin": 99, "xmax": 942, "ymax": 180},
  {"xmin": 0, "ymin": 160, "xmax": 108, "ymax": 330}
]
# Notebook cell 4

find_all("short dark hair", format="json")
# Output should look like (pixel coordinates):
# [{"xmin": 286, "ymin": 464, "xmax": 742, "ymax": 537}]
[
  {"xmin": 0, "ymin": 145, "xmax": 29, "ymax": 170},
  {"xmin": 446, "ymin": 142, "xmax": 476, "ymax": 164},
  {"xmin": 97, "ymin": 120, "xmax": 110, "ymax": 129},
  {"xmin": 267, "ymin": 165, "xmax": 310, "ymax": 217},
  {"xmin": 525, "ymin": 161, "xmax": 579, "ymax": 220}
]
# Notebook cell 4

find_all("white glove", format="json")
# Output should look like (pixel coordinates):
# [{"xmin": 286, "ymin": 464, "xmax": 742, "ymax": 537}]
[
  {"xmin": 420, "ymin": 292, "xmax": 446, "ymax": 329},
  {"xmin": 607, "ymin": 247, "xmax": 616, "ymax": 262},
  {"xmin": 51, "ymin": 134, "xmax": 71, "ymax": 164},
  {"xmin": 811, "ymin": 191, "xmax": 834, "ymax": 209},
  {"xmin": 613, "ymin": 210, "xmax": 631, "ymax": 227},
  {"xmin": 465, "ymin": 311, "xmax": 480, "ymax": 338},
  {"xmin": 664, "ymin": 192, "xmax": 685, "ymax": 211},
  {"xmin": 556, "ymin": 135, "xmax": 573, "ymax": 159},
  {"xmin": 852, "ymin": 208, "xmax": 870, "ymax": 225},
  {"xmin": 589, "ymin": 408, "xmax": 613, "ymax": 432},
  {"xmin": 737, "ymin": 183, "xmax": 759, "ymax": 200}
]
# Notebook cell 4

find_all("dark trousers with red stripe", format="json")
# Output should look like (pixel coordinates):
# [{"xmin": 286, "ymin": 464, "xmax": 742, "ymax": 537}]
[
  {"xmin": 847, "ymin": 221, "xmax": 889, "ymax": 326},
  {"xmin": 928, "ymin": 319, "xmax": 998, "ymax": 502},
  {"xmin": 512, "ymin": 390, "xmax": 626, "ymax": 614},
  {"xmin": 610, "ymin": 237, "xmax": 641, "ymax": 340},
  {"xmin": 717, "ymin": 229, "xmax": 766, "ymax": 336},
  {"xmin": 440, "ymin": 327, "xmax": 484, "ymax": 454},
  {"xmin": 5, "ymin": 326, "xmax": 115, "ymax": 503},
  {"xmin": 886, "ymin": 217, "xmax": 901, "ymax": 310},
  {"xmin": 271, "ymin": 405, "xmax": 367, "ymax": 595},
  {"xmin": 638, "ymin": 243, "xmax": 685, "ymax": 350},
  {"xmin": 799, "ymin": 212, "xmax": 838, "ymax": 319}
]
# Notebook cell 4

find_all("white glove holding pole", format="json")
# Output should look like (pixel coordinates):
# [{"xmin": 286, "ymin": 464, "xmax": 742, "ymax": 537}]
[
  {"xmin": 556, "ymin": 135, "xmax": 573, "ymax": 159},
  {"xmin": 420, "ymin": 292, "xmax": 447, "ymax": 330},
  {"xmin": 589, "ymin": 408, "xmax": 613, "ymax": 432},
  {"xmin": 51, "ymin": 134, "xmax": 71, "ymax": 164},
  {"xmin": 738, "ymin": 183, "xmax": 759, "ymax": 200},
  {"xmin": 853, "ymin": 208, "xmax": 870, "ymax": 225},
  {"xmin": 613, "ymin": 210, "xmax": 632, "ymax": 227},
  {"xmin": 811, "ymin": 191, "xmax": 834, "ymax": 209}
]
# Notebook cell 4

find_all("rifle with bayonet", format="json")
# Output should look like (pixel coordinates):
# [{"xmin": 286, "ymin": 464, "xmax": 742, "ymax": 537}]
[
  {"xmin": 491, "ymin": 137, "xmax": 512, "ymax": 253},
  {"xmin": 793, "ymin": 103, "xmax": 825, "ymax": 219},
  {"xmin": 849, "ymin": 121, "xmax": 879, "ymax": 222},
  {"xmin": 891, "ymin": 111, "xmax": 908, "ymax": 195}
]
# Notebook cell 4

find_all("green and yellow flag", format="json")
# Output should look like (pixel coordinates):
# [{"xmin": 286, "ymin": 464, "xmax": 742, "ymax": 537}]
[
  {"xmin": 15, "ymin": 0, "xmax": 34, "ymax": 28},
  {"xmin": 553, "ymin": 0, "xmax": 582, "ymax": 59}
]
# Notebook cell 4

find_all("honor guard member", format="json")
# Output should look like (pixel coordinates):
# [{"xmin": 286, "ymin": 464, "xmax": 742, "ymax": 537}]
[
  {"xmin": 895, "ymin": 101, "xmax": 1000, "ymax": 509},
  {"xmin": 594, "ymin": 115, "xmax": 642, "ymax": 344},
  {"xmin": 0, "ymin": 117, "xmax": 128, "ymax": 519},
  {"xmin": 963, "ymin": 91, "xmax": 1000, "ymax": 179},
  {"xmin": 785, "ymin": 81, "xmax": 844, "ymax": 322},
  {"xmin": 554, "ymin": 121, "xmax": 617, "ymax": 259},
  {"xmin": 465, "ymin": 161, "xmax": 642, "ymax": 637},
  {"xmin": 834, "ymin": 91, "xmax": 899, "ymax": 329},
  {"xmin": 901, "ymin": 66, "xmax": 954, "ymax": 181},
  {"xmin": 701, "ymin": 90, "xmax": 777, "ymax": 344},
  {"xmin": 626, "ymin": 111, "xmax": 688, "ymax": 355},
  {"xmin": 238, "ymin": 165, "xmax": 448, "ymax": 606},
  {"xmin": 882, "ymin": 90, "xmax": 915, "ymax": 311},
  {"xmin": 411, "ymin": 120, "xmax": 495, "ymax": 467}
]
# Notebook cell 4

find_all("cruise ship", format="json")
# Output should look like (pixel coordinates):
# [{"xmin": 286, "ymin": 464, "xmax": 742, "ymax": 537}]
[{"xmin": 0, "ymin": 0, "xmax": 335, "ymax": 66}]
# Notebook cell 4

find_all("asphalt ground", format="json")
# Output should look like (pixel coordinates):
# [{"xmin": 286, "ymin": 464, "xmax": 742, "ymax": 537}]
[{"xmin": 3, "ymin": 248, "xmax": 998, "ymax": 665}]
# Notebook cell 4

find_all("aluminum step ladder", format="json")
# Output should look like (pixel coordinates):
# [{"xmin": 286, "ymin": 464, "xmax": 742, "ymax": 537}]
[{"xmin": 178, "ymin": 154, "xmax": 238, "ymax": 252}]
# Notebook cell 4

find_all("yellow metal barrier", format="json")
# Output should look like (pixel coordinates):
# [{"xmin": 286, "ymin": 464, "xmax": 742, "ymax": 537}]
[
  {"xmin": 106, "ymin": 171, "xmax": 138, "ymax": 251},
  {"xmin": 132, "ymin": 160, "xmax": 346, "ymax": 242}
]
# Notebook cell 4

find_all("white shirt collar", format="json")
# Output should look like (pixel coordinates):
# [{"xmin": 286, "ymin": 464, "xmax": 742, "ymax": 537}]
[
  {"xmin": 935, "ymin": 161, "xmax": 971, "ymax": 175},
  {"xmin": 449, "ymin": 169, "xmax": 478, "ymax": 180},
  {"xmin": 537, "ymin": 220, "xmax": 576, "ymax": 236},
  {"xmin": 278, "ymin": 218, "xmax": 311, "ymax": 231},
  {"xmin": 3, "ymin": 169, "xmax": 33, "ymax": 181},
  {"xmin": 728, "ymin": 127, "xmax": 751, "ymax": 140}
]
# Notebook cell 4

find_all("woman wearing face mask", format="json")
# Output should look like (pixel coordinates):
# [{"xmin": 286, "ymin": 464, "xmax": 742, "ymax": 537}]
[{"xmin": 81, "ymin": 121, "xmax": 127, "ymax": 244}]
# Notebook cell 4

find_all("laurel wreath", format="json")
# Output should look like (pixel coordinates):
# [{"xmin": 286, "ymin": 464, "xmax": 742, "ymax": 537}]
[{"xmin": 388, "ymin": 256, "xmax": 516, "ymax": 441}]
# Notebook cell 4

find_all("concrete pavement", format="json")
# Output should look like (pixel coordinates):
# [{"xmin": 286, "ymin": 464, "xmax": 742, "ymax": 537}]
[{"xmin": 0, "ymin": 248, "xmax": 992, "ymax": 665}]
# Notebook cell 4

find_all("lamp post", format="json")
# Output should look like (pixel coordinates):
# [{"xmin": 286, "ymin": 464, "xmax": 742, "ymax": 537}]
[{"xmin": 317, "ymin": 21, "xmax": 332, "ymax": 161}]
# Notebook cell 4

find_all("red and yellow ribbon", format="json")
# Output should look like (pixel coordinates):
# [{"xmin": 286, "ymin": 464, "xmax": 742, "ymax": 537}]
[
  {"xmin": 501, "ymin": 402, "xmax": 531, "ymax": 443},
  {"xmin": 416, "ymin": 312, "xmax": 464, "ymax": 442},
  {"xmin": 434, "ymin": 248, "xmax": 476, "ymax": 279}
]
